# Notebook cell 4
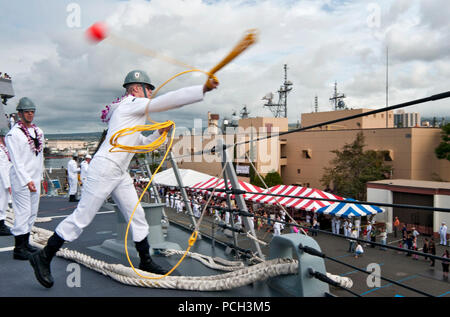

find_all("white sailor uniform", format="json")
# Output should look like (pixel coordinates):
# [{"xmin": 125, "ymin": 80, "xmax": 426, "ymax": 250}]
[
  {"xmin": 165, "ymin": 194, "xmax": 169, "ymax": 207},
  {"xmin": 193, "ymin": 201, "xmax": 201, "ymax": 218},
  {"xmin": 5, "ymin": 124, "xmax": 44, "ymax": 236},
  {"xmin": 335, "ymin": 218, "xmax": 341, "ymax": 235},
  {"xmin": 80, "ymin": 159, "xmax": 89, "ymax": 184},
  {"xmin": 80, "ymin": 159, "xmax": 90, "ymax": 194},
  {"xmin": 273, "ymin": 221, "xmax": 281, "ymax": 236},
  {"xmin": 0, "ymin": 145, "xmax": 12, "ymax": 223},
  {"xmin": 55, "ymin": 85, "xmax": 204, "ymax": 243},
  {"xmin": 440, "ymin": 224, "xmax": 447, "ymax": 246},
  {"xmin": 67, "ymin": 159, "xmax": 80, "ymax": 196}
]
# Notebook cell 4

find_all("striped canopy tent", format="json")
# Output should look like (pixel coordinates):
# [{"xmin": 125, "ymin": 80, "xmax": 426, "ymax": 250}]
[
  {"xmin": 315, "ymin": 198, "xmax": 385, "ymax": 218},
  {"xmin": 190, "ymin": 177, "xmax": 264, "ymax": 199},
  {"xmin": 247, "ymin": 185, "xmax": 345, "ymax": 212}
]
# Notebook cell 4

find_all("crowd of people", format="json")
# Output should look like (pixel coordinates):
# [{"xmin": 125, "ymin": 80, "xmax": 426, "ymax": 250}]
[{"xmin": 137, "ymin": 184, "xmax": 449, "ymax": 279}]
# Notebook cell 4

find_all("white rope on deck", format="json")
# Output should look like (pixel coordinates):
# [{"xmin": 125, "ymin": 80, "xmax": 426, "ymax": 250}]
[{"xmin": 29, "ymin": 225, "xmax": 353, "ymax": 291}]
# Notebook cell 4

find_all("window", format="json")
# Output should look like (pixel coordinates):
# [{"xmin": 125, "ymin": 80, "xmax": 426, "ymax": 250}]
[
  {"xmin": 297, "ymin": 169, "xmax": 301, "ymax": 174},
  {"xmin": 302, "ymin": 149, "xmax": 312, "ymax": 159},
  {"xmin": 379, "ymin": 150, "xmax": 394, "ymax": 161}
]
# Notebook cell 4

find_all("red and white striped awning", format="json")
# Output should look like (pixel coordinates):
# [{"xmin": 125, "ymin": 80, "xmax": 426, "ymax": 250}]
[
  {"xmin": 190, "ymin": 177, "xmax": 264, "ymax": 199},
  {"xmin": 248, "ymin": 185, "xmax": 345, "ymax": 212}
]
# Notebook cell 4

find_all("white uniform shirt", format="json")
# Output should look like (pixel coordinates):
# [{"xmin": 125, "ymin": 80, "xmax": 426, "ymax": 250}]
[
  {"xmin": 95, "ymin": 86, "xmax": 204, "ymax": 170},
  {"xmin": 273, "ymin": 221, "xmax": 282, "ymax": 236},
  {"xmin": 68, "ymin": 160, "xmax": 80, "ymax": 178},
  {"xmin": 355, "ymin": 244, "xmax": 364, "ymax": 254},
  {"xmin": 80, "ymin": 160, "xmax": 89, "ymax": 183},
  {"xmin": 0, "ymin": 145, "xmax": 11, "ymax": 190},
  {"xmin": 5, "ymin": 125, "xmax": 44, "ymax": 187}
]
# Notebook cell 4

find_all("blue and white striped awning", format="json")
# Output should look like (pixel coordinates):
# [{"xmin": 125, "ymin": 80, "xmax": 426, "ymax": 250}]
[{"xmin": 315, "ymin": 198, "xmax": 384, "ymax": 218}]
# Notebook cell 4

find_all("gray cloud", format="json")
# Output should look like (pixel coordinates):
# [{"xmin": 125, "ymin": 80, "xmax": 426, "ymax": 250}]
[{"xmin": 1, "ymin": 0, "xmax": 449, "ymax": 134}]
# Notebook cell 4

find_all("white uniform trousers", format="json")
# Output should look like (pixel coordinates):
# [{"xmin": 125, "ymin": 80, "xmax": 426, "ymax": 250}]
[
  {"xmin": 0, "ymin": 188, "xmax": 9, "ymax": 221},
  {"xmin": 68, "ymin": 176, "xmax": 78, "ymax": 195},
  {"xmin": 10, "ymin": 177, "xmax": 41, "ymax": 236},
  {"xmin": 440, "ymin": 227, "xmax": 447, "ymax": 245},
  {"xmin": 55, "ymin": 157, "xmax": 149, "ymax": 242}
]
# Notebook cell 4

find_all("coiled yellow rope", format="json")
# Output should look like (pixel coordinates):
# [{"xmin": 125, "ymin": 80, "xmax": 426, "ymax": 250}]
[{"xmin": 107, "ymin": 29, "xmax": 258, "ymax": 280}]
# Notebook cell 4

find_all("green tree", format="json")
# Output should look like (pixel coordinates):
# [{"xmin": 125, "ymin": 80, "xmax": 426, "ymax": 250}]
[
  {"xmin": 435, "ymin": 123, "xmax": 450, "ymax": 161},
  {"xmin": 320, "ymin": 132, "xmax": 392, "ymax": 201},
  {"xmin": 249, "ymin": 168, "xmax": 283, "ymax": 188},
  {"xmin": 264, "ymin": 170, "xmax": 283, "ymax": 187},
  {"xmin": 249, "ymin": 165, "xmax": 265, "ymax": 188}
]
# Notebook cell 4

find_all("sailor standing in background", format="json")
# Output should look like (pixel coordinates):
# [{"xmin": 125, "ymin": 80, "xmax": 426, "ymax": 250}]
[
  {"xmin": 165, "ymin": 193, "xmax": 169, "ymax": 207},
  {"xmin": 0, "ymin": 128, "xmax": 12, "ymax": 236},
  {"xmin": 193, "ymin": 199, "xmax": 200, "ymax": 218},
  {"xmin": 440, "ymin": 222, "xmax": 448, "ymax": 246},
  {"xmin": 5, "ymin": 97, "xmax": 44, "ymax": 259},
  {"xmin": 273, "ymin": 216, "xmax": 282, "ymax": 236},
  {"xmin": 354, "ymin": 217, "xmax": 361, "ymax": 237},
  {"xmin": 80, "ymin": 154, "xmax": 91, "ymax": 194},
  {"xmin": 67, "ymin": 155, "xmax": 80, "ymax": 202},
  {"xmin": 335, "ymin": 217, "xmax": 341, "ymax": 235}
]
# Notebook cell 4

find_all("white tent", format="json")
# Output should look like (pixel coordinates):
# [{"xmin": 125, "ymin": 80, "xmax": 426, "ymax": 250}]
[{"xmin": 152, "ymin": 168, "xmax": 214, "ymax": 187}]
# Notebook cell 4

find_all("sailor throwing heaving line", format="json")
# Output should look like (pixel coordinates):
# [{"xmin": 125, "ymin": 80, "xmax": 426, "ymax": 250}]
[{"xmin": 29, "ymin": 70, "xmax": 218, "ymax": 288}]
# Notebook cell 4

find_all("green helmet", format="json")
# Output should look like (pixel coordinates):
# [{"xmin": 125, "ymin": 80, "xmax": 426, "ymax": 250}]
[
  {"xmin": 16, "ymin": 97, "xmax": 36, "ymax": 112},
  {"xmin": 0, "ymin": 128, "xmax": 9, "ymax": 136},
  {"xmin": 123, "ymin": 70, "xmax": 155, "ymax": 90}
]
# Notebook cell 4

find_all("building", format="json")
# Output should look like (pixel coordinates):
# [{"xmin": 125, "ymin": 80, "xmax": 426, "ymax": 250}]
[
  {"xmin": 45, "ymin": 139, "xmax": 97, "ymax": 157},
  {"xmin": 301, "ymin": 108, "xmax": 394, "ymax": 130},
  {"xmin": 367, "ymin": 179, "xmax": 450, "ymax": 236},
  {"xmin": 282, "ymin": 127, "xmax": 449, "ymax": 189},
  {"xmin": 394, "ymin": 110, "xmax": 421, "ymax": 128},
  {"xmin": 169, "ymin": 117, "xmax": 289, "ymax": 182},
  {"xmin": 207, "ymin": 112, "xmax": 220, "ymax": 135},
  {"xmin": 168, "ymin": 109, "xmax": 449, "ymax": 192}
]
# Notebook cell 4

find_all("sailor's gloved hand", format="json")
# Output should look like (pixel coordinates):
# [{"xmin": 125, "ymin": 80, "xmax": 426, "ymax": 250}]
[{"xmin": 203, "ymin": 77, "xmax": 219, "ymax": 93}]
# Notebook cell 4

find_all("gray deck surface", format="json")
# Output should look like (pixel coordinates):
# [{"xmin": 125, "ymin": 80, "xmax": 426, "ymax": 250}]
[{"xmin": 1, "ymin": 196, "xmax": 449, "ymax": 298}]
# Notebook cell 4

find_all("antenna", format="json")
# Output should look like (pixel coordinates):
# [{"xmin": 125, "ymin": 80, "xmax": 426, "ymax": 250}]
[
  {"xmin": 314, "ymin": 95, "xmax": 318, "ymax": 113},
  {"xmin": 329, "ymin": 81, "xmax": 346, "ymax": 110},
  {"xmin": 263, "ymin": 64, "xmax": 293, "ymax": 118},
  {"xmin": 240, "ymin": 105, "xmax": 250, "ymax": 119},
  {"xmin": 386, "ymin": 45, "xmax": 389, "ymax": 128}
]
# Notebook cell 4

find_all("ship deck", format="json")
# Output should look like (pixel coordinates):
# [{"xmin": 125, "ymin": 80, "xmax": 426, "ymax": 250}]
[
  {"xmin": 0, "ymin": 196, "xmax": 280, "ymax": 298},
  {"xmin": 1, "ymin": 196, "xmax": 449, "ymax": 300}
]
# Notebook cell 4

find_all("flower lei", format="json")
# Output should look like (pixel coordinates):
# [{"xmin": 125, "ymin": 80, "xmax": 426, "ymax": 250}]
[
  {"xmin": 100, "ymin": 93, "xmax": 134, "ymax": 123},
  {"xmin": 0, "ymin": 144, "xmax": 10, "ymax": 161},
  {"xmin": 18, "ymin": 120, "xmax": 43, "ymax": 156}
]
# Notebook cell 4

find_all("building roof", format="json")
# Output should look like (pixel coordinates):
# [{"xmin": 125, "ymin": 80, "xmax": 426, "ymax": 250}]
[{"xmin": 367, "ymin": 179, "xmax": 450, "ymax": 195}]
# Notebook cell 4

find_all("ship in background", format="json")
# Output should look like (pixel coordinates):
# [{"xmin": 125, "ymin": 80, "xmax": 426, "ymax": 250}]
[{"xmin": 0, "ymin": 72, "xmax": 14, "ymax": 129}]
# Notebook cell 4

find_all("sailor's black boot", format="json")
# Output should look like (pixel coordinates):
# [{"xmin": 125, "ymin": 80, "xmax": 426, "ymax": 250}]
[
  {"xmin": 24, "ymin": 232, "xmax": 38, "ymax": 253},
  {"xmin": 29, "ymin": 232, "xmax": 65, "ymax": 288},
  {"xmin": 135, "ymin": 237, "xmax": 169, "ymax": 275},
  {"xmin": 13, "ymin": 234, "xmax": 30, "ymax": 260},
  {"xmin": 0, "ymin": 220, "xmax": 11, "ymax": 236}
]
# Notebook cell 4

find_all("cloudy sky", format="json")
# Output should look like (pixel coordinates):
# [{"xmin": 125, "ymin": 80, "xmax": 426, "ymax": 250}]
[{"xmin": 1, "ymin": 0, "xmax": 449, "ymax": 134}]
